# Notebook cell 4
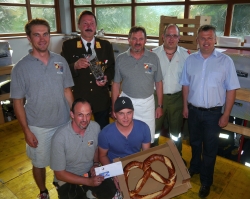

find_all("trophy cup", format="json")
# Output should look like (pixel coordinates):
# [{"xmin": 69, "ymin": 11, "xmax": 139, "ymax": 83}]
[{"xmin": 84, "ymin": 49, "xmax": 104, "ymax": 82}]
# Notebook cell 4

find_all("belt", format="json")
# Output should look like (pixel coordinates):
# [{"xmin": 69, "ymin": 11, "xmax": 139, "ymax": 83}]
[
  {"xmin": 188, "ymin": 104, "xmax": 222, "ymax": 111},
  {"xmin": 165, "ymin": 91, "xmax": 181, "ymax": 96}
]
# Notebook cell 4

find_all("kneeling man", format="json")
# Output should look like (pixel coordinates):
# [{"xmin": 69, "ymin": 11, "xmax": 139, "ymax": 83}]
[{"xmin": 50, "ymin": 98, "xmax": 116, "ymax": 199}]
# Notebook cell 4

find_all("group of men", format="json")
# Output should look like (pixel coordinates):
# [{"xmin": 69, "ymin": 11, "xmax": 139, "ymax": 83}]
[{"xmin": 10, "ymin": 9, "xmax": 240, "ymax": 199}]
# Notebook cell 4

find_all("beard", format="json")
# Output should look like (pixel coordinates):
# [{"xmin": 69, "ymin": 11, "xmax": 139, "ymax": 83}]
[
  {"xmin": 131, "ymin": 45, "xmax": 143, "ymax": 53},
  {"xmin": 78, "ymin": 121, "xmax": 89, "ymax": 130}
]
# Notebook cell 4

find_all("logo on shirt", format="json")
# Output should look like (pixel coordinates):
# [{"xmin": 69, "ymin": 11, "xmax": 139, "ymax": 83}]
[
  {"xmin": 144, "ymin": 63, "xmax": 153, "ymax": 74},
  {"xmin": 54, "ymin": 62, "xmax": 63, "ymax": 74},
  {"xmin": 88, "ymin": 140, "xmax": 94, "ymax": 146}
]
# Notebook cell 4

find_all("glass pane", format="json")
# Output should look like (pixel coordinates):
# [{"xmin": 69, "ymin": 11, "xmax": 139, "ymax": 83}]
[
  {"xmin": 30, "ymin": 0, "xmax": 54, "ymax": 5},
  {"xmin": 137, "ymin": 0, "xmax": 183, "ymax": 2},
  {"xmin": 96, "ymin": 7, "xmax": 131, "ymax": 34},
  {"xmin": 31, "ymin": 7, "xmax": 56, "ymax": 32},
  {"xmin": 231, "ymin": 4, "xmax": 250, "ymax": 39},
  {"xmin": 0, "ymin": 0, "xmax": 25, "ymax": 3},
  {"xmin": 75, "ymin": 7, "xmax": 92, "ymax": 29},
  {"xmin": 136, "ymin": 6, "xmax": 184, "ymax": 36},
  {"xmin": 0, "ymin": 6, "xmax": 27, "ymax": 34},
  {"xmin": 95, "ymin": 0, "xmax": 130, "ymax": 4},
  {"xmin": 190, "ymin": 4, "xmax": 227, "ymax": 36},
  {"xmin": 74, "ymin": 0, "xmax": 91, "ymax": 5}
]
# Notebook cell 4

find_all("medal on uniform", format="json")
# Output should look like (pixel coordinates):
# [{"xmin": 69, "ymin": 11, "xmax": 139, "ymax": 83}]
[
  {"xmin": 77, "ymin": 41, "xmax": 82, "ymax": 48},
  {"xmin": 96, "ymin": 41, "xmax": 101, "ymax": 48}
]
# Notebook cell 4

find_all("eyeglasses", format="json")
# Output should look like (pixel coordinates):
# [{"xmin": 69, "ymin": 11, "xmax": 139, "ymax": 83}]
[{"xmin": 165, "ymin": 34, "xmax": 179, "ymax": 39}]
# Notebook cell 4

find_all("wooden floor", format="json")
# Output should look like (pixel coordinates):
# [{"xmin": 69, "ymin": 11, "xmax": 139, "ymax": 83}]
[{"xmin": 0, "ymin": 120, "xmax": 250, "ymax": 199}]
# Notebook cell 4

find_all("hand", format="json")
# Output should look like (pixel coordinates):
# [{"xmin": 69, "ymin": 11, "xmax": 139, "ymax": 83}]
[
  {"xmin": 74, "ymin": 58, "xmax": 90, "ymax": 69},
  {"xmin": 111, "ymin": 110, "xmax": 116, "ymax": 120},
  {"xmin": 155, "ymin": 107, "xmax": 163, "ymax": 119},
  {"xmin": 89, "ymin": 175, "xmax": 104, "ymax": 187},
  {"xmin": 96, "ymin": 76, "xmax": 108, "ymax": 87},
  {"xmin": 218, "ymin": 114, "xmax": 229, "ymax": 128},
  {"xmin": 113, "ymin": 176, "xmax": 121, "ymax": 191},
  {"xmin": 24, "ymin": 129, "xmax": 38, "ymax": 148},
  {"xmin": 182, "ymin": 106, "xmax": 188, "ymax": 118},
  {"xmin": 90, "ymin": 164, "xmax": 98, "ymax": 177}
]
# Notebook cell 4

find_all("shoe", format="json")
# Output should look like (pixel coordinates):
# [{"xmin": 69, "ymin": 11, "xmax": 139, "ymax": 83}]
[
  {"xmin": 86, "ymin": 190, "xmax": 96, "ymax": 199},
  {"xmin": 198, "ymin": 185, "xmax": 210, "ymax": 198},
  {"xmin": 112, "ymin": 190, "xmax": 123, "ymax": 199},
  {"xmin": 37, "ymin": 192, "xmax": 50, "ymax": 199},
  {"xmin": 188, "ymin": 169, "xmax": 200, "ymax": 177}
]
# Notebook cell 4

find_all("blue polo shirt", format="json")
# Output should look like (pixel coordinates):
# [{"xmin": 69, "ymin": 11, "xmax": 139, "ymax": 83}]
[{"xmin": 98, "ymin": 119, "xmax": 151, "ymax": 162}]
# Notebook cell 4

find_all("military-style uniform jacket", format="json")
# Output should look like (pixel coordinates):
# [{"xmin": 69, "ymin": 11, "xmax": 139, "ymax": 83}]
[{"xmin": 61, "ymin": 37, "xmax": 115, "ymax": 113}]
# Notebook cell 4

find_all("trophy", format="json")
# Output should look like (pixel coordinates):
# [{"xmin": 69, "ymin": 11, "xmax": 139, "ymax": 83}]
[{"xmin": 84, "ymin": 49, "xmax": 104, "ymax": 82}]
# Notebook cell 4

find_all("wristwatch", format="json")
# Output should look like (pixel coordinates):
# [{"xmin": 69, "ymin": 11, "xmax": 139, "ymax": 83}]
[{"xmin": 158, "ymin": 104, "xmax": 163, "ymax": 108}]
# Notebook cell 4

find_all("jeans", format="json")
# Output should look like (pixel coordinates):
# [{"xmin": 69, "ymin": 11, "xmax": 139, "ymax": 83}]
[{"xmin": 188, "ymin": 104, "xmax": 222, "ymax": 186}]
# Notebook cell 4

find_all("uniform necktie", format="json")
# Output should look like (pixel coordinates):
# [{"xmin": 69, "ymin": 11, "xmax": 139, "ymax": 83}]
[{"xmin": 87, "ymin": 43, "xmax": 92, "ymax": 55}]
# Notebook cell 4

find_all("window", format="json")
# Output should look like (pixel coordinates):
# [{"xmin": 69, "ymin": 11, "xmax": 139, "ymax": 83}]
[
  {"xmin": 189, "ymin": 4, "xmax": 227, "ymax": 36},
  {"xmin": 96, "ymin": 7, "xmax": 131, "ymax": 34},
  {"xmin": 0, "ymin": 0, "xmax": 59, "ymax": 35},
  {"xmin": 136, "ymin": 5, "xmax": 184, "ymax": 36},
  {"xmin": 72, "ymin": 0, "xmax": 250, "ymax": 39},
  {"xmin": 231, "ymin": 4, "xmax": 250, "ymax": 39}
]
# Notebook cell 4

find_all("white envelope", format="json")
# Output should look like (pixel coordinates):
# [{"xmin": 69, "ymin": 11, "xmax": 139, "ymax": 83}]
[{"xmin": 95, "ymin": 161, "xmax": 124, "ymax": 179}]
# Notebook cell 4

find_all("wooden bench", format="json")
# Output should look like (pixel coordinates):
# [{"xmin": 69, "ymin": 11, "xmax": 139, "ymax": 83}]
[{"xmin": 223, "ymin": 88, "xmax": 250, "ymax": 137}]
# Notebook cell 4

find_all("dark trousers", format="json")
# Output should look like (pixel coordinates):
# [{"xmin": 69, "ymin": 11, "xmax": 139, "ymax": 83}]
[
  {"xmin": 93, "ymin": 108, "xmax": 110, "ymax": 129},
  {"xmin": 56, "ymin": 178, "xmax": 117, "ymax": 199},
  {"xmin": 155, "ymin": 91, "xmax": 183, "ymax": 154},
  {"xmin": 188, "ymin": 104, "xmax": 222, "ymax": 186}
]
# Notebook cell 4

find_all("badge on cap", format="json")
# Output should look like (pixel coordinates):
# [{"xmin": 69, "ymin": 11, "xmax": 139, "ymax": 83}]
[
  {"xmin": 77, "ymin": 41, "xmax": 82, "ymax": 48},
  {"xmin": 96, "ymin": 41, "xmax": 101, "ymax": 48}
]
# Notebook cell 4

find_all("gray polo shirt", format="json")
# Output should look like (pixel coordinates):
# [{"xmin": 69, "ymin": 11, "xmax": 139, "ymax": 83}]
[
  {"xmin": 10, "ymin": 50, "xmax": 74, "ymax": 128},
  {"xmin": 50, "ymin": 121, "xmax": 100, "ymax": 177},
  {"xmin": 114, "ymin": 48, "xmax": 163, "ymax": 99}
]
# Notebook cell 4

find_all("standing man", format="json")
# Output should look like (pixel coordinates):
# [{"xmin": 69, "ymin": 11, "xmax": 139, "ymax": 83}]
[
  {"xmin": 10, "ymin": 18, "xmax": 74, "ymax": 199},
  {"xmin": 98, "ymin": 96, "xmax": 151, "ymax": 190},
  {"xmin": 112, "ymin": 26, "xmax": 163, "ymax": 144},
  {"xmin": 180, "ymin": 25, "xmax": 240, "ymax": 198},
  {"xmin": 50, "ymin": 98, "xmax": 116, "ymax": 199},
  {"xmin": 61, "ymin": 10, "xmax": 115, "ymax": 129},
  {"xmin": 152, "ymin": 24, "xmax": 189, "ymax": 152}
]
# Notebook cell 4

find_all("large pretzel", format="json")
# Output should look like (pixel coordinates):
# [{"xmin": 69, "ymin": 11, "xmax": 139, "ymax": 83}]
[{"xmin": 123, "ymin": 154, "xmax": 176, "ymax": 199}]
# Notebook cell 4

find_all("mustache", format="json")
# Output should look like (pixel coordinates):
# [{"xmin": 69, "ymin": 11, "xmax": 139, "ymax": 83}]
[{"xmin": 85, "ymin": 29, "xmax": 93, "ymax": 32}]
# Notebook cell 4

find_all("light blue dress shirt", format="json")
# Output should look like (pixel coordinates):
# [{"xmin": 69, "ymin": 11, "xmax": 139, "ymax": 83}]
[{"xmin": 180, "ymin": 49, "xmax": 240, "ymax": 108}]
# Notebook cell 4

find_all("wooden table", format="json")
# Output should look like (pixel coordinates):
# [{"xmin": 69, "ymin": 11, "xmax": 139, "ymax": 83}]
[{"xmin": 0, "ymin": 65, "xmax": 13, "ymax": 124}]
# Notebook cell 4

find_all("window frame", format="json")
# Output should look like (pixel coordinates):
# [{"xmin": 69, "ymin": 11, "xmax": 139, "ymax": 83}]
[
  {"xmin": 70, "ymin": 0, "xmax": 250, "ymax": 39},
  {"xmin": 0, "ymin": 0, "xmax": 61, "ymax": 37}
]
